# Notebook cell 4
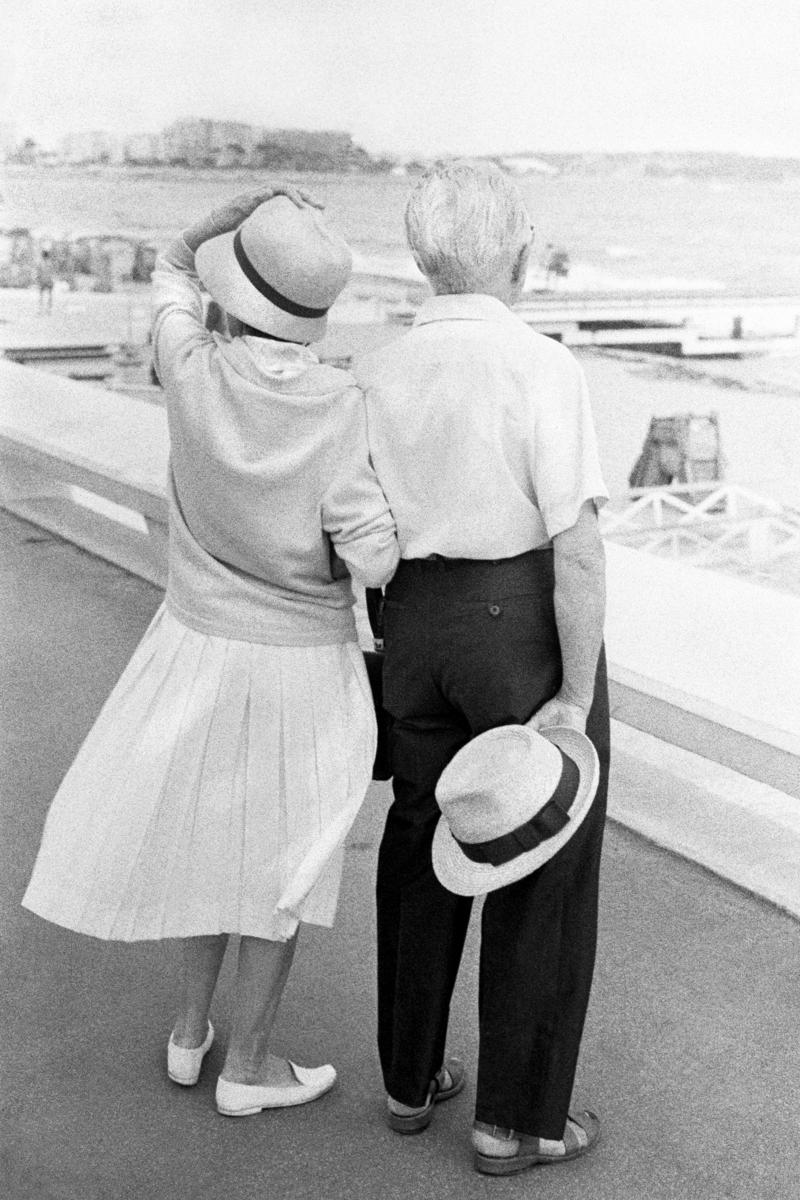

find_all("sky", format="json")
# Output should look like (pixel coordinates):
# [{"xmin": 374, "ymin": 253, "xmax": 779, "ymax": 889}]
[{"xmin": 3, "ymin": 0, "xmax": 800, "ymax": 158}]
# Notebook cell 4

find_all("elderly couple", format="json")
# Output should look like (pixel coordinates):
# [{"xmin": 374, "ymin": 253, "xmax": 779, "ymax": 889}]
[{"xmin": 23, "ymin": 161, "xmax": 609, "ymax": 1177}]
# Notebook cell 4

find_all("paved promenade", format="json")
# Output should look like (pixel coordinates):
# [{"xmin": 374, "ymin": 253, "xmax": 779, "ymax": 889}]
[{"xmin": 2, "ymin": 509, "xmax": 799, "ymax": 1200}]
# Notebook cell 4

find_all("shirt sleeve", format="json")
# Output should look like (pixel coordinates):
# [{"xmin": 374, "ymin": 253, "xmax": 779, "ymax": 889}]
[
  {"xmin": 151, "ymin": 236, "xmax": 213, "ymax": 391},
  {"xmin": 321, "ymin": 392, "xmax": 400, "ymax": 589},
  {"xmin": 530, "ymin": 351, "xmax": 608, "ymax": 539}
]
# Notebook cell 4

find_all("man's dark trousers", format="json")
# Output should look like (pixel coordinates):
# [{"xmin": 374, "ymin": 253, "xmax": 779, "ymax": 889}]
[{"xmin": 377, "ymin": 550, "xmax": 610, "ymax": 1139}]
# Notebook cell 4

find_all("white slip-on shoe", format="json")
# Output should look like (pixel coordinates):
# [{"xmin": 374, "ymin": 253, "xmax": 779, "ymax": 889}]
[
  {"xmin": 215, "ymin": 1062, "xmax": 337, "ymax": 1116},
  {"xmin": 167, "ymin": 1021, "xmax": 215, "ymax": 1086}
]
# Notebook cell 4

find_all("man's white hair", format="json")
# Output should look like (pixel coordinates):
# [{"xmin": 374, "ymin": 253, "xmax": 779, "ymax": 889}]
[{"xmin": 405, "ymin": 159, "xmax": 531, "ymax": 294}]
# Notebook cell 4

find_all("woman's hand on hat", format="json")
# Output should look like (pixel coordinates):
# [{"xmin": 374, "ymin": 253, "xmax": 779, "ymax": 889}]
[
  {"xmin": 527, "ymin": 693, "xmax": 588, "ymax": 733},
  {"xmin": 274, "ymin": 185, "xmax": 325, "ymax": 211},
  {"xmin": 211, "ymin": 186, "xmax": 324, "ymax": 233},
  {"xmin": 183, "ymin": 186, "xmax": 325, "ymax": 251}
]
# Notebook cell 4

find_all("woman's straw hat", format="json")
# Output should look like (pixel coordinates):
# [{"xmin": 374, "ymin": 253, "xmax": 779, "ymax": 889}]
[
  {"xmin": 432, "ymin": 724, "xmax": 599, "ymax": 896},
  {"xmin": 195, "ymin": 197, "xmax": 352, "ymax": 343}
]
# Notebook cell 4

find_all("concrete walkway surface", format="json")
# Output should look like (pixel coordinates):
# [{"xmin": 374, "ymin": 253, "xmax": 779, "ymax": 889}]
[{"xmin": 2, "ymin": 509, "xmax": 799, "ymax": 1200}]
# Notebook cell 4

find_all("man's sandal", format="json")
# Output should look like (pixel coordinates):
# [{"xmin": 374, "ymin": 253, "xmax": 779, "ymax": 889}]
[
  {"xmin": 386, "ymin": 1057, "xmax": 466, "ymax": 1133},
  {"xmin": 473, "ymin": 1108, "xmax": 600, "ymax": 1175}
]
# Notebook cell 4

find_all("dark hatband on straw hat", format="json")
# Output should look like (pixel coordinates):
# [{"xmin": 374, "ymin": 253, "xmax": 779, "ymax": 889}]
[
  {"xmin": 432, "ymin": 725, "xmax": 600, "ymax": 897},
  {"xmin": 231, "ymin": 230, "xmax": 329, "ymax": 320},
  {"xmin": 454, "ymin": 751, "xmax": 580, "ymax": 865}
]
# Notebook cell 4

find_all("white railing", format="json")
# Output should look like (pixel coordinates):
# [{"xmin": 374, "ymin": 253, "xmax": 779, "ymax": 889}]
[{"xmin": 600, "ymin": 481, "xmax": 800, "ymax": 588}]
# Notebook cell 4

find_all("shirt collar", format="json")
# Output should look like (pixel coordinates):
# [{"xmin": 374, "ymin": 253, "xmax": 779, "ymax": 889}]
[{"xmin": 413, "ymin": 293, "xmax": 519, "ymax": 328}]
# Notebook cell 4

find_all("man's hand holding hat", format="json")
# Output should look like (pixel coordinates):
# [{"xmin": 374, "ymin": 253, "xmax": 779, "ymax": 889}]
[
  {"xmin": 183, "ymin": 185, "xmax": 324, "ymax": 252},
  {"xmin": 527, "ymin": 692, "xmax": 588, "ymax": 734}
]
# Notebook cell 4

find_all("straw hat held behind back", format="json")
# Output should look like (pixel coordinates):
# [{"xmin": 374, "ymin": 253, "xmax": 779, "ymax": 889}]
[
  {"xmin": 432, "ymin": 724, "xmax": 600, "ymax": 896},
  {"xmin": 195, "ymin": 197, "xmax": 353, "ymax": 344}
]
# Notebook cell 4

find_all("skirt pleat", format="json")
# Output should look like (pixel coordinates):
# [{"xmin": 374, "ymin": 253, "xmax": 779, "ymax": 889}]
[{"xmin": 22, "ymin": 605, "xmax": 376, "ymax": 941}]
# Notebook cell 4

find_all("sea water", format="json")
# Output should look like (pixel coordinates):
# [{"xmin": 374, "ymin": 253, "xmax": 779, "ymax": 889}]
[{"xmin": 4, "ymin": 164, "xmax": 800, "ymax": 295}]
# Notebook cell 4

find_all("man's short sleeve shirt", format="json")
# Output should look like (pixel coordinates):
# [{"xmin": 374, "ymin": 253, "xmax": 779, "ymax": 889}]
[{"xmin": 355, "ymin": 293, "xmax": 608, "ymax": 560}]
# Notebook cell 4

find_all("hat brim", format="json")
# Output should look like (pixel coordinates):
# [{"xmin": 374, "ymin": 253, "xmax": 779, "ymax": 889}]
[
  {"xmin": 431, "ymin": 726, "xmax": 600, "ymax": 897},
  {"xmin": 195, "ymin": 231, "xmax": 328, "ymax": 344}
]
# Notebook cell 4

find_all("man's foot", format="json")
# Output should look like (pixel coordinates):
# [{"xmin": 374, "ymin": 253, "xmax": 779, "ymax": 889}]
[
  {"xmin": 472, "ymin": 1108, "xmax": 600, "ymax": 1175},
  {"xmin": 386, "ymin": 1057, "xmax": 466, "ymax": 1133}
]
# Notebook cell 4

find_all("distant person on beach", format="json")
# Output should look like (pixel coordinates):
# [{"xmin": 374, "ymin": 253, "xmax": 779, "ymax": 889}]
[
  {"xmin": 22, "ymin": 187, "xmax": 398, "ymax": 1115},
  {"xmin": 545, "ymin": 244, "xmax": 570, "ymax": 288},
  {"xmin": 355, "ymin": 160, "xmax": 609, "ymax": 1176},
  {"xmin": 36, "ymin": 248, "xmax": 54, "ymax": 312}
]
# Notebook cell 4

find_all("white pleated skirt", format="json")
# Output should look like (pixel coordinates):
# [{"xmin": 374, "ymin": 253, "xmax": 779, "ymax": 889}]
[{"xmin": 22, "ymin": 604, "xmax": 376, "ymax": 942}]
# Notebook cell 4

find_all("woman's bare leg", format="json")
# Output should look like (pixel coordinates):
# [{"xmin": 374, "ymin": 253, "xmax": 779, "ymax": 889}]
[
  {"xmin": 220, "ymin": 932, "xmax": 299, "ymax": 1086},
  {"xmin": 172, "ymin": 934, "xmax": 228, "ymax": 1047}
]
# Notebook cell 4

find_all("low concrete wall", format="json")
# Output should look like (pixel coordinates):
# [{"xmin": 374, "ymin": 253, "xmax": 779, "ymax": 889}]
[
  {"xmin": 2, "ymin": 359, "xmax": 798, "ymax": 796},
  {"xmin": 0, "ymin": 359, "xmax": 168, "ymax": 585},
  {"xmin": 605, "ymin": 544, "xmax": 800, "ymax": 796}
]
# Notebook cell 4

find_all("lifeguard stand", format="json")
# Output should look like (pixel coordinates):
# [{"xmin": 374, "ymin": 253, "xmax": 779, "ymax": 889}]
[{"xmin": 628, "ymin": 414, "xmax": 723, "ymax": 489}]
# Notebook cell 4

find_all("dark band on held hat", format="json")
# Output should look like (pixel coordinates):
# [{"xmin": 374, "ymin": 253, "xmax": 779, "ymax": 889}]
[
  {"xmin": 233, "ymin": 229, "xmax": 329, "ymax": 319},
  {"xmin": 455, "ymin": 750, "xmax": 580, "ymax": 867}
]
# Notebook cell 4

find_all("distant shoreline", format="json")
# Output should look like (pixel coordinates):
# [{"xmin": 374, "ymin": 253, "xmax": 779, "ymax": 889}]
[
  {"xmin": 1, "ymin": 163, "xmax": 392, "ymax": 182},
  {"xmin": 5, "ymin": 150, "xmax": 800, "ymax": 183}
]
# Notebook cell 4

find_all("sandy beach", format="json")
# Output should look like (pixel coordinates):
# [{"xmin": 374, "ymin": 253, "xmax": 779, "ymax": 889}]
[{"xmin": 582, "ymin": 350, "xmax": 800, "ymax": 506}]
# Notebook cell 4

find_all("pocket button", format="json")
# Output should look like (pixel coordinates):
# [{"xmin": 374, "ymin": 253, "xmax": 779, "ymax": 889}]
[{"xmin": 488, "ymin": 604, "xmax": 502, "ymax": 617}]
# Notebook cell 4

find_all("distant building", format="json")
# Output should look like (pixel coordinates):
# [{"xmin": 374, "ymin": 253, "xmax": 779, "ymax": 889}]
[
  {"xmin": 214, "ymin": 120, "xmax": 257, "ymax": 156},
  {"xmin": 250, "ymin": 128, "xmax": 378, "ymax": 172},
  {"xmin": 60, "ymin": 130, "xmax": 122, "ymax": 164},
  {"xmin": 256, "ymin": 128, "xmax": 353, "ymax": 154},
  {"xmin": 123, "ymin": 132, "xmax": 165, "ymax": 164},
  {"xmin": 159, "ymin": 118, "xmax": 381, "ymax": 171},
  {"xmin": 162, "ymin": 118, "xmax": 256, "ymax": 166},
  {"xmin": 162, "ymin": 119, "xmax": 207, "ymax": 165}
]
